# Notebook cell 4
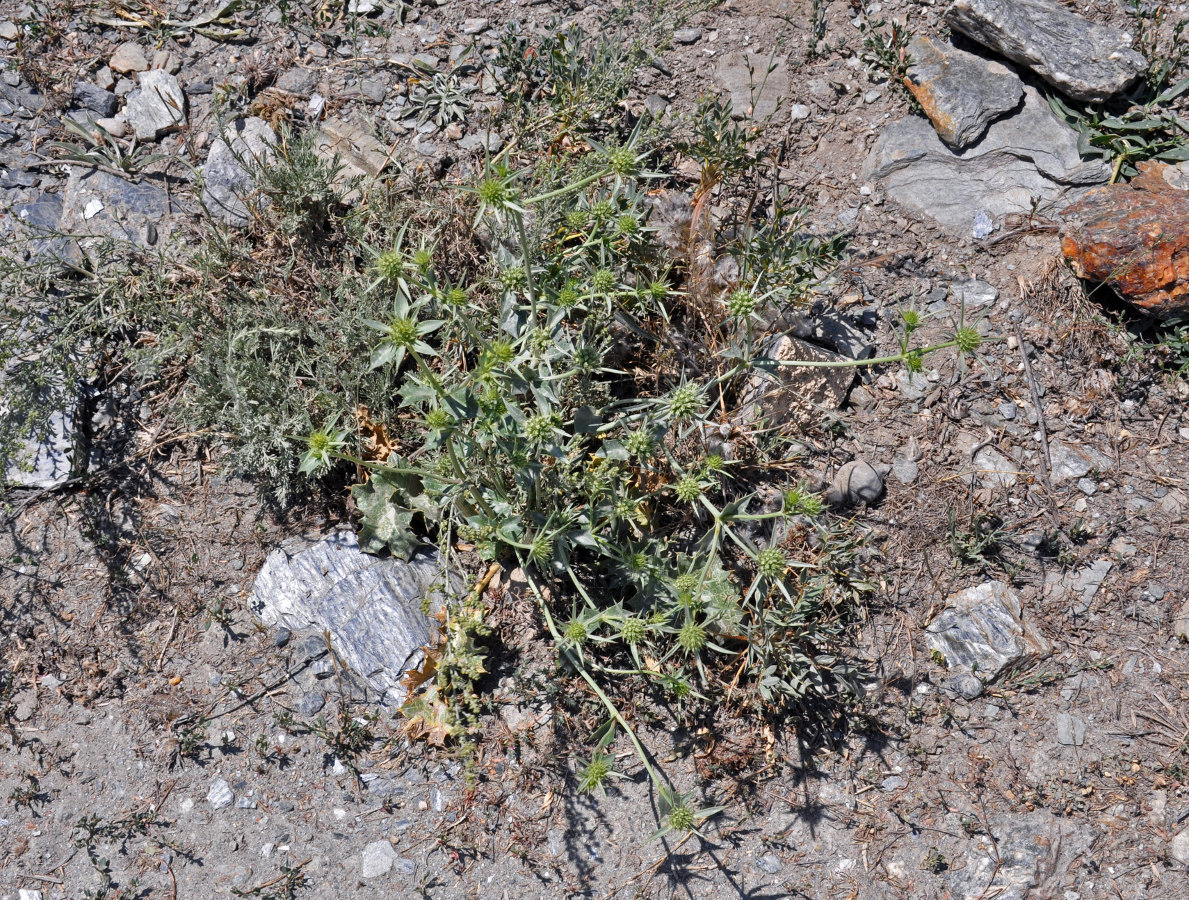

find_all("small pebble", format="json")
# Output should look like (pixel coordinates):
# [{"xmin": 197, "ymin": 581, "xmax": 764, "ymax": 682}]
[
  {"xmin": 755, "ymin": 853, "xmax": 782, "ymax": 874},
  {"xmin": 673, "ymin": 27, "xmax": 702, "ymax": 44},
  {"xmin": 207, "ymin": 778, "xmax": 234, "ymax": 810}
]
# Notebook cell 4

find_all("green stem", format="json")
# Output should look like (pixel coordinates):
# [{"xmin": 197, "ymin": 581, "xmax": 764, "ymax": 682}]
[
  {"xmin": 523, "ymin": 168, "xmax": 611, "ymax": 206},
  {"xmin": 514, "ymin": 212, "xmax": 538, "ymax": 323},
  {"xmin": 521, "ymin": 563, "xmax": 664, "ymax": 790}
]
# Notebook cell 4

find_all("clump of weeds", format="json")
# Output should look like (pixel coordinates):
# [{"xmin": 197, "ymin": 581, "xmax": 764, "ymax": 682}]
[{"xmin": 3, "ymin": 21, "xmax": 994, "ymax": 836}]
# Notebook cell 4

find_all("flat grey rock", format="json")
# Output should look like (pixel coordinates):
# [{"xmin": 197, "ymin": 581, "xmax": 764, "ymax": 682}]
[
  {"xmin": 1048, "ymin": 438, "xmax": 1112, "ymax": 483},
  {"xmin": 946, "ymin": 811, "xmax": 1092, "ymax": 900},
  {"xmin": 864, "ymin": 86, "xmax": 1110, "ymax": 230},
  {"xmin": 359, "ymin": 840, "xmax": 398, "ymax": 878},
  {"xmin": 897, "ymin": 369, "xmax": 931, "ymax": 401},
  {"xmin": 944, "ymin": 0, "xmax": 1146, "ymax": 101},
  {"xmin": 124, "ymin": 70, "xmax": 185, "ymax": 140},
  {"xmin": 1172, "ymin": 827, "xmax": 1189, "ymax": 865},
  {"xmin": 294, "ymin": 692, "xmax": 325, "ymax": 717},
  {"xmin": 110, "ymin": 41, "xmax": 148, "ymax": 75},
  {"xmin": 1175, "ymin": 600, "xmax": 1189, "ymax": 643},
  {"xmin": 207, "ymin": 778, "xmax": 234, "ymax": 810},
  {"xmin": 904, "ymin": 35, "xmax": 1023, "ymax": 148},
  {"xmin": 313, "ymin": 118, "xmax": 391, "ymax": 202},
  {"xmin": 1, "ymin": 404, "xmax": 75, "ymax": 489},
  {"xmin": 72, "ymin": 82, "xmax": 119, "ymax": 117},
  {"xmin": 250, "ymin": 531, "xmax": 455, "ymax": 704},
  {"xmin": 927, "ymin": 581, "xmax": 1050, "ymax": 690},
  {"xmin": 956, "ymin": 431, "xmax": 1018, "ymax": 489},
  {"xmin": 275, "ymin": 66, "xmax": 319, "ymax": 97},
  {"xmin": 950, "ymin": 278, "xmax": 999, "ymax": 309},
  {"xmin": 12, "ymin": 192, "xmax": 79, "ymax": 266},
  {"xmin": 201, "ymin": 117, "xmax": 276, "ymax": 227},
  {"xmin": 715, "ymin": 51, "xmax": 788, "ymax": 121},
  {"xmin": 1045, "ymin": 558, "xmax": 1112, "ymax": 612},
  {"xmin": 1055, "ymin": 712, "xmax": 1086, "ymax": 746},
  {"xmin": 59, "ymin": 166, "xmax": 172, "ymax": 248},
  {"xmin": 892, "ymin": 456, "xmax": 919, "ymax": 484},
  {"xmin": 805, "ymin": 310, "xmax": 874, "ymax": 360},
  {"xmin": 457, "ymin": 129, "xmax": 503, "ymax": 154}
]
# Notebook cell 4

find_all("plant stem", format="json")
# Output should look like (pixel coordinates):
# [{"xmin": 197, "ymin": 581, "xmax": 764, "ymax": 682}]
[
  {"xmin": 524, "ymin": 169, "xmax": 610, "ymax": 206},
  {"xmin": 521, "ymin": 563, "xmax": 664, "ymax": 790}
]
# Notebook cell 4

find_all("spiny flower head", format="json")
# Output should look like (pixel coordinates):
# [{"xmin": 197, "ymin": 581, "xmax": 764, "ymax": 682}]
[
  {"xmin": 675, "ymin": 476, "xmax": 702, "ymax": 503},
  {"xmin": 678, "ymin": 622, "xmax": 707, "ymax": 653},
  {"xmin": 375, "ymin": 250, "xmax": 404, "ymax": 281},
  {"xmin": 606, "ymin": 145, "xmax": 639, "ymax": 178},
  {"xmin": 412, "ymin": 247, "xmax": 433, "ymax": 271},
  {"xmin": 591, "ymin": 268, "xmax": 616, "ymax": 294},
  {"xmin": 524, "ymin": 414, "xmax": 555, "ymax": 443},
  {"xmin": 756, "ymin": 547, "xmax": 786, "ymax": 580},
  {"xmin": 425, "ymin": 408, "xmax": 454, "ymax": 431},
  {"xmin": 387, "ymin": 316, "xmax": 418, "ymax": 349},
  {"xmin": 620, "ymin": 617, "xmax": 646, "ymax": 645},
  {"xmin": 725, "ymin": 289, "xmax": 756, "ymax": 318},
  {"xmin": 626, "ymin": 429, "xmax": 654, "ymax": 457},
  {"xmin": 667, "ymin": 804, "xmax": 696, "ymax": 832},
  {"xmin": 558, "ymin": 284, "xmax": 580, "ymax": 309},
  {"xmin": 668, "ymin": 383, "xmax": 702, "ymax": 422},
  {"xmin": 954, "ymin": 325, "xmax": 981, "ymax": 354}
]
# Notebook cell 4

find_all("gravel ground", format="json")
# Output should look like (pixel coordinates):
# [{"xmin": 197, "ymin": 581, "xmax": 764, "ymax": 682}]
[{"xmin": 3, "ymin": 0, "xmax": 1189, "ymax": 897}]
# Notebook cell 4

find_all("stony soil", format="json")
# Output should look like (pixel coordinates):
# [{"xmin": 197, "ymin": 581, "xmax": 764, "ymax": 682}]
[{"xmin": 3, "ymin": 1, "xmax": 1189, "ymax": 898}]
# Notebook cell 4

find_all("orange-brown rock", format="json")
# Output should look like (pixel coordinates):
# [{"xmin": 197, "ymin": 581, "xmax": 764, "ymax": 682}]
[{"xmin": 1060, "ymin": 161, "xmax": 1189, "ymax": 319}]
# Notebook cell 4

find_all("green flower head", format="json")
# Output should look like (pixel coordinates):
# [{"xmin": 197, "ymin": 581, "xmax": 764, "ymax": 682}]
[
  {"xmin": 591, "ymin": 268, "xmax": 616, "ymax": 294},
  {"xmin": 375, "ymin": 250, "xmax": 403, "ymax": 282},
  {"xmin": 675, "ymin": 476, "xmax": 702, "ymax": 503},
  {"xmin": 620, "ymin": 617, "xmax": 647, "ymax": 645},
  {"xmin": 756, "ymin": 547, "xmax": 786, "ymax": 580},
  {"xmin": 606, "ymin": 145, "xmax": 639, "ymax": 178},
  {"xmin": 668, "ymin": 383, "xmax": 702, "ymax": 423},
  {"xmin": 626, "ymin": 429, "xmax": 654, "ymax": 458},
  {"xmin": 388, "ymin": 316, "xmax": 418, "ymax": 350},
  {"xmin": 725, "ymin": 289, "xmax": 755, "ymax": 318}
]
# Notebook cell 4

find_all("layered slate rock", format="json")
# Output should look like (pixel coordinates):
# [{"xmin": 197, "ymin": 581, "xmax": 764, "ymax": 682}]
[
  {"xmin": 59, "ymin": 166, "xmax": 172, "ymax": 248},
  {"xmin": 736, "ymin": 334, "xmax": 854, "ymax": 428},
  {"xmin": 944, "ymin": 0, "xmax": 1146, "ymax": 102},
  {"xmin": 1060, "ymin": 161, "xmax": 1189, "ymax": 319},
  {"xmin": 251, "ymin": 530, "xmax": 457, "ymax": 704},
  {"xmin": 864, "ymin": 86, "xmax": 1110, "ymax": 230},
  {"xmin": 313, "ymin": 118, "xmax": 391, "ymax": 202},
  {"xmin": 201, "ymin": 117, "xmax": 276, "ymax": 226},
  {"xmin": 926, "ymin": 581, "xmax": 1050, "ymax": 699},
  {"xmin": 124, "ymin": 70, "xmax": 185, "ymax": 140},
  {"xmin": 903, "ymin": 35, "xmax": 1023, "ymax": 148}
]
